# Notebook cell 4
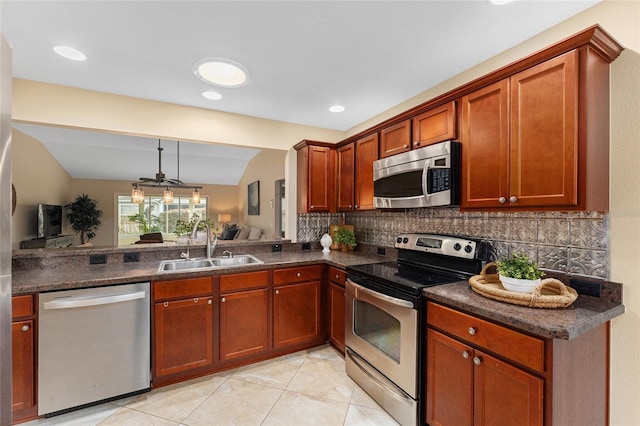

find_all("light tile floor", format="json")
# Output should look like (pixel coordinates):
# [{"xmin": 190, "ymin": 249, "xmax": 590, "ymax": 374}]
[{"xmin": 23, "ymin": 345, "xmax": 399, "ymax": 425}]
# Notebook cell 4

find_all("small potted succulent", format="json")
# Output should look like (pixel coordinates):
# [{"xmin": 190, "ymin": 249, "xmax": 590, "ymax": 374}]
[
  {"xmin": 495, "ymin": 253, "xmax": 545, "ymax": 293},
  {"xmin": 333, "ymin": 227, "xmax": 357, "ymax": 252}
]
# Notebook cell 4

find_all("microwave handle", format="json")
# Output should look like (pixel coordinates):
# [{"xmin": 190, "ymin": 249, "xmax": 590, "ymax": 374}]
[{"xmin": 422, "ymin": 159, "xmax": 431, "ymax": 201}]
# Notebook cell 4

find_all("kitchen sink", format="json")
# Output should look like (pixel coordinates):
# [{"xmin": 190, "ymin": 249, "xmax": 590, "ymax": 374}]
[{"xmin": 158, "ymin": 254, "xmax": 263, "ymax": 273}]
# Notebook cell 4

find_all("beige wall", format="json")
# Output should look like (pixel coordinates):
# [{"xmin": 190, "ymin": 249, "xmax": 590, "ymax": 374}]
[
  {"xmin": 237, "ymin": 149, "xmax": 288, "ymax": 238},
  {"xmin": 11, "ymin": 129, "xmax": 72, "ymax": 249}
]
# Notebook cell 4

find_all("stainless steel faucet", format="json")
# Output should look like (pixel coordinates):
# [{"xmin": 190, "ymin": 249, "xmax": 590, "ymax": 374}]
[
  {"xmin": 190, "ymin": 219, "xmax": 217, "ymax": 259},
  {"xmin": 180, "ymin": 239, "xmax": 190, "ymax": 260}
]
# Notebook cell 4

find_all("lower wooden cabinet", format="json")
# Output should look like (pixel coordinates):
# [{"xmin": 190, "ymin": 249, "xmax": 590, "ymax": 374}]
[
  {"xmin": 273, "ymin": 265, "xmax": 324, "ymax": 349},
  {"xmin": 12, "ymin": 294, "xmax": 37, "ymax": 423},
  {"xmin": 152, "ymin": 277, "xmax": 214, "ymax": 382},
  {"xmin": 219, "ymin": 271, "xmax": 269, "ymax": 362},
  {"xmin": 327, "ymin": 267, "xmax": 346, "ymax": 353},
  {"xmin": 427, "ymin": 329, "xmax": 543, "ymax": 426}
]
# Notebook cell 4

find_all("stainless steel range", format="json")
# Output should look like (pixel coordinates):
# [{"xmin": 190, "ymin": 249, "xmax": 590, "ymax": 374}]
[{"xmin": 345, "ymin": 234, "xmax": 485, "ymax": 426}]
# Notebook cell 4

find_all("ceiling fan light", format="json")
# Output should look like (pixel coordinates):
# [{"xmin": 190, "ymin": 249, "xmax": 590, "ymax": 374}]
[
  {"xmin": 192, "ymin": 188, "xmax": 201, "ymax": 204},
  {"xmin": 131, "ymin": 185, "xmax": 144, "ymax": 204},
  {"xmin": 163, "ymin": 188, "xmax": 174, "ymax": 204}
]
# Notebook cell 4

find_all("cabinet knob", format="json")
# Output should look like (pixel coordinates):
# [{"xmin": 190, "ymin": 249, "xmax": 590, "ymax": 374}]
[
  {"xmin": 193, "ymin": 297, "xmax": 199, "ymax": 304},
  {"xmin": 297, "ymin": 272, "xmax": 301, "ymax": 277},
  {"xmin": 221, "ymin": 297, "xmax": 226, "ymax": 303},
  {"xmin": 335, "ymin": 275, "xmax": 340, "ymax": 279},
  {"xmin": 509, "ymin": 196, "xmax": 518, "ymax": 203},
  {"xmin": 208, "ymin": 299, "xmax": 212, "ymax": 305},
  {"xmin": 21, "ymin": 324, "xmax": 30, "ymax": 332},
  {"xmin": 275, "ymin": 289, "xmax": 280, "ymax": 295},
  {"xmin": 473, "ymin": 356, "xmax": 482, "ymax": 366},
  {"xmin": 468, "ymin": 327, "xmax": 476, "ymax": 336},
  {"xmin": 498, "ymin": 197, "xmax": 506, "ymax": 204},
  {"xmin": 355, "ymin": 204, "xmax": 359, "ymax": 209},
  {"xmin": 462, "ymin": 351, "xmax": 470, "ymax": 360},
  {"xmin": 403, "ymin": 144, "xmax": 408, "ymax": 149},
  {"xmin": 413, "ymin": 142, "xmax": 419, "ymax": 147},
  {"xmin": 163, "ymin": 301, "xmax": 169, "ymax": 308},
  {"xmin": 310, "ymin": 205, "xmax": 314, "ymax": 209}
]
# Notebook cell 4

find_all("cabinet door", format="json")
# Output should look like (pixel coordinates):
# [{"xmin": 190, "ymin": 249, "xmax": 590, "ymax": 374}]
[
  {"xmin": 336, "ymin": 143, "xmax": 355, "ymax": 211},
  {"xmin": 219, "ymin": 289, "xmax": 269, "ymax": 361},
  {"xmin": 354, "ymin": 133, "xmax": 379, "ymax": 211},
  {"xmin": 12, "ymin": 319, "xmax": 36, "ymax": 419},
  {"xmin": 412, "ymin": 101, "xmax": 456, "ymax": 148},
  {"xmin": 308, "ymin": 145, "xmax": 334, "ymax": 212},
  {"xmin": 273, "ymin": 281, "xmax": 322, "ymax": 348},
  {"xmin": 154, "ymin": 297, "xmax": 213, "ymax": 378},
  {"xmin": 379, "ymin": 120, "xmax": 410, "ymax": 158},
  {"xmin": 509, "ymin": 50, "xmax": 578, "ymax": 207},
  {"xmin": 473, "ymin": 350, "xmax": 543, "ymax": 426},
  {"xmin": 426, "ymin": 329, "xmax": 473, "ymax": 426},
  {"xmin": 328, "ymin": 282, "xmax": 345, "ymax": 353},
  {"xmin": 460, "ymin": 79, "xmax": 510, "ymax": 209}
]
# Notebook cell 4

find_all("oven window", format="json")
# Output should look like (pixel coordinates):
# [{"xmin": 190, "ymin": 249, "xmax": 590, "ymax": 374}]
[{"xmin": 354, "ymin": 300, "xmax": 401, "ymax": 363}]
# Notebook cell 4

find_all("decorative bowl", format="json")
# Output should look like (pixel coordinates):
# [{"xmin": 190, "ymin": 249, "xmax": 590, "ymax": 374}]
[{"xmin": 499, "ymin": 274, "xmax": 541, "ymax": 294}]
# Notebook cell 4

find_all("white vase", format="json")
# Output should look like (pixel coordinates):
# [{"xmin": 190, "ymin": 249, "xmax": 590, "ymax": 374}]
[{"xmin": 320, "ymin": 233, "xmax": 332, "ymax": 253}]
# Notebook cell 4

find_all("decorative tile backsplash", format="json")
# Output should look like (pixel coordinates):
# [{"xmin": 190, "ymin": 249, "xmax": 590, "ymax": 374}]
[{"xmin": 297, "ymin": 209, "xmax": 609, "ymax": 279}]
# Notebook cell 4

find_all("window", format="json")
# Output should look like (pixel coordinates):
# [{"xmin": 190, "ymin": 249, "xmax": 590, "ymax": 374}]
[{"xmin": 117, "ymin": 195, "xmax": 208, "ymax": 245}]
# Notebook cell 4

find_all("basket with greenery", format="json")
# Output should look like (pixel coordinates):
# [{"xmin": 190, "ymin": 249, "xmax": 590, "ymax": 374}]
[{"xmin": 333, "ymin": 227, "xmax": 357, "ymax": 251}]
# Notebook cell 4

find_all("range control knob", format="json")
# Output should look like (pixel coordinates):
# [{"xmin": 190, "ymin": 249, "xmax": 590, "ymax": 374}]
[
  {"xmin": 397, "ymin": 237, "xmax": 403, "ymax": 244},
  {"xmin": 453, "ymin": 243, "xmax": 462, "ymax": 251},
  {"xmin": 403, "ymin": 237, "xmax": 409, "ymax": 244},
  {"xmin": 465, "ymin": 245, "xmax": 473, "ymax": 253}
]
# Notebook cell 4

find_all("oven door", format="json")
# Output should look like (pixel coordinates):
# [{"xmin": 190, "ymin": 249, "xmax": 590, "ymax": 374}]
[{"xmin": 345, "ymin": 278, "xmax": 418, "ymax": 398}]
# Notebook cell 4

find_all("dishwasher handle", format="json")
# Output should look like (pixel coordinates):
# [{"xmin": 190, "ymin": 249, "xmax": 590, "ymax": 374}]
[{"xmin": 43, "ymin": 291, "xmax": 146, "ymax": 310}]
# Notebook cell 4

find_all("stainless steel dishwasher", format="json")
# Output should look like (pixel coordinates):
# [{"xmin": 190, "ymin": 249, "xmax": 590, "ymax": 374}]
[{"xmin": 38, "ymin": 282, "xmax": 151, "ymax": 416}]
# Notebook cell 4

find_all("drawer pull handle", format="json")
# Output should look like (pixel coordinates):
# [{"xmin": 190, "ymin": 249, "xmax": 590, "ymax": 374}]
[
  {"xmin": 473, "ymin": 356, "xmax": 482, "ymax": 366},
  {"xmin": 21, "ymin": 324, "xmax": 30, "ymax": 332},
  {"xmin": 194, "ymin": 297, "xmax": 199, "ymax": 304},
  {"xmin": 163, "ymin": 301, "xmax": 169, "ymax": 308},
  {"xmin": 468, "ymin": 327, "xmax": 476, "ymax": 336},
  {"xmin": 221, "ymin": 297, "xmax": 226, "ymax": 303},
  {"xmin": 462, "ymin": 351, "xmax": 470, "ymax": 360}
]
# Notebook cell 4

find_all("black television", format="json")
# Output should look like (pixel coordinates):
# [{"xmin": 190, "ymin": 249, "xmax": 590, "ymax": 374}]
[{"xmin": 37, "ymin": 204, "xmax": 63, "ymax": 238}]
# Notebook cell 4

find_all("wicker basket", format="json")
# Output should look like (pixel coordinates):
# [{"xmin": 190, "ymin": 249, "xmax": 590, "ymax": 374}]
[{"xmin": 469, "ymin": 262, "xmax": 578, "ymax": 308}]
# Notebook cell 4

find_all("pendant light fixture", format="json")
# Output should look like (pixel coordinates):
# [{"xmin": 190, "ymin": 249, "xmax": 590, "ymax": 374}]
[{"xmin": 131, "ymin": 139, "xmax": 203, "ymax": 204}]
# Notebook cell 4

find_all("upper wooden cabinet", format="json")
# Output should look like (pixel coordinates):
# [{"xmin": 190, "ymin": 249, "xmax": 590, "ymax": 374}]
[
  {"xmin": 461, "ymin": 47, "xmax": 611, "ymax": 211},
  {"xmin": 336, "ymin": 143, "xmax": 355, "ymax": 211},
  {"xmin": 379, "ymin": 120, "xmax": 411, "ymax": 158},
  {"xmin": 355, "ymin": 133, "xmax": 379, "ymax": 211},
  {"xmin": 412, "ymin": 101, "xmax": 456, "ymax": 149},
  {"xmin": 296, "ymin": 140, "xmax": 335, "ymax": 213}
]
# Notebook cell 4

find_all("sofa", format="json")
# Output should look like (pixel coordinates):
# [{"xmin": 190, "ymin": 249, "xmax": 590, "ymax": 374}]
[{"xmin": 219, "ymin": 224, "xmax": 263, "ymax": 240}]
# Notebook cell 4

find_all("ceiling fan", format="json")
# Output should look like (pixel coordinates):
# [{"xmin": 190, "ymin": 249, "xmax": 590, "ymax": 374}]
[{"xmin": 131, "ymin": 139, "xmax": 202, "ymax": 204}]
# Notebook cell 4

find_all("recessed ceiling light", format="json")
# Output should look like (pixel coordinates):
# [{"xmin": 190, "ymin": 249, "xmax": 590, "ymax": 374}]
[
  {"xmin": 329, "ymin": 105, "xmax": 345, "ymax": 113},
  {"xmin": 193, "ymin": 57, "xmax": 250, "ymax": 88},
  {"xmin": 53, "ymin": 45, "xmax": 86, "ymax": 61},
  {"xmin": 202, "ymin": 91, "xmax": 223, "ymax": 100}
]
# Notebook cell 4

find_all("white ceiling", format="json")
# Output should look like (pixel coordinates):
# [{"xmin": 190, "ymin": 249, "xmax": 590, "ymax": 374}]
[{"xmin": 1, "ymin": 0, "xmax": 600, "ymax": 183}]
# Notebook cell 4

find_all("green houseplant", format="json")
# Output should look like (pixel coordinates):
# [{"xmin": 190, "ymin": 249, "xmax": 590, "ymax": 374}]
[
  {"xmin": 333, "ymin": 227, "xmax": 357, "ymax": 251},
  {"xmin": 495, "ymin": 253, "xmax": 545, "ymax": 293},
  {"xmin": 65, "ymin": 193, "xmax": 103, "ymax": 244}
]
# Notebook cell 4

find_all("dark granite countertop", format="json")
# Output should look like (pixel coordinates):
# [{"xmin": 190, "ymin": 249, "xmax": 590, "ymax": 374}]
[
  {"xmin": 423, "ymin": 281, "xmax": 625, "ymax": 340},
  {"xmin": 11, "ymin": 249, "xmax": 384, "ymax": 294}
]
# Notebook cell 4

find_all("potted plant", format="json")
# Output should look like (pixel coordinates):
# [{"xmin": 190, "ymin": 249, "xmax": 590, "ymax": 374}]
[
  {"xmin": 333, "ymin": 227, "xmax": 357, "ymax": 252},
  {"xmin": 65, "ymin": 193, "xmax": 103, "ymax": 245},
  {"xmin": 495, "ymin": 253, "xmax": 545, "ymax": 293}
]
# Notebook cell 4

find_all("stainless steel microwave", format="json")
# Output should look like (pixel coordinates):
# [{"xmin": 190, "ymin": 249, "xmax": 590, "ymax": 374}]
[{"xmin": 373, "ymin": 140, "xmax": 461, "ymax": 208}]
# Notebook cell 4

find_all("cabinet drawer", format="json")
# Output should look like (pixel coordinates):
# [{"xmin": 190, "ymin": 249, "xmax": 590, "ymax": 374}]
[
  {"xmin": 273, "ymin": 265, "xmax": 323, "ymax": 286},
  {"xmin": 153, "ymin": 277, "xmax": 213, "ymax": 300},
  {"xmin": 12, "ymin": 295, "xmax": 34, "ymax": 319},
  {"xmin": 328, "ymin": 267, "xmax": 346, "ymax": 287},
  {"xmin": 220, "ymin": 270, "xmax": 269, "ymax": 293},
  {"xmin": 427, "ymin": 302, "xmax": 544, "ymax": 372}
]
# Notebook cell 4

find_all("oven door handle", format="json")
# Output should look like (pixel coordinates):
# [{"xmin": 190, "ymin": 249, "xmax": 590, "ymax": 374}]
[{"xmin": 347, "ymin": 279, "xmax": 414, "ymax": 308}]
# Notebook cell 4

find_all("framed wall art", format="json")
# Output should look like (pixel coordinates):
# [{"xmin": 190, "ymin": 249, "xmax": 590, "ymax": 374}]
[{"xmin": 248, "ymin": 180, "xmax": 260, "ymax": 215}]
